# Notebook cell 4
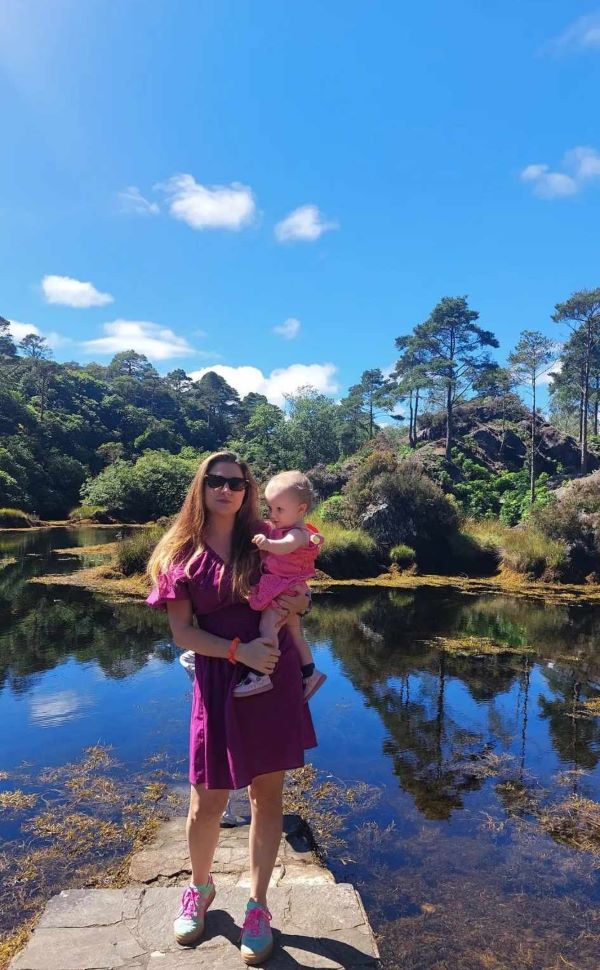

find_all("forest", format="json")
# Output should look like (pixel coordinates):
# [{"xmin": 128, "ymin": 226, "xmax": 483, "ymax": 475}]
[{"xmin": 2, "ymin": 288, "xmax": 600, "ymax": 583}]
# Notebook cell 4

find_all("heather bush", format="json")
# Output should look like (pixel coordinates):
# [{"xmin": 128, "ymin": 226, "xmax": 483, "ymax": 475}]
[{"xmin": 344, "ymin": 452, "xmax": 459, "ymax": 569}]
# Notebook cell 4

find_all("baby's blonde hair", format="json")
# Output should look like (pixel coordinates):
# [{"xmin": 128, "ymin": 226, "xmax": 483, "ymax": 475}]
[{"xmin": 265, "ymin": 470, "xmax": 315, "ymax": 512}]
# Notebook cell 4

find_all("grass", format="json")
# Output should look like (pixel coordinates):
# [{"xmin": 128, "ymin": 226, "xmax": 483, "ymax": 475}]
[
  {"xmin": 0, "ymin": 508, "xmax": 33, "ymax": 527},
  {"xmin": 464, "ymin": 518, "xmax": 568, "ymax": 579},
  {"xmin": 116, "ymin": 526, "xmax": 165, "ymax": 577},
  {"xmin": 68, "ymin": 504, "xmax": 109, "ymax": 522},
  {"xmin": 389, "ymin": 544, "xmax": 416, "ymax": 568},
  {"xmin": 310, "ymin": 513, "xmax": 380, "ymax": 579}
]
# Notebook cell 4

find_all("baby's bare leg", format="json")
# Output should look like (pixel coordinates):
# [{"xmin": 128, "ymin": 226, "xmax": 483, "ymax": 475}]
[
  {"xmin": 259, "ymin": 607, "xmax": 283, "ymax": 646},
  {"xmin": 285, "ymin": 612, "xmax": 313, "ymax": 666}
]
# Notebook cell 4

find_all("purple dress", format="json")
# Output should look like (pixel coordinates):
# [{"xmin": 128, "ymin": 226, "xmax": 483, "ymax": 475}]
[{"xmin": 146, "ymin": 545, "xmax": 317, "ymax": 790}]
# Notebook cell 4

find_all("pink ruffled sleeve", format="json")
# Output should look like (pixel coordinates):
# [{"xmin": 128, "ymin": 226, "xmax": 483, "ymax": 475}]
[{"xmin": 146, "ymin": 562, "xmax": 190, "ymax": 611}]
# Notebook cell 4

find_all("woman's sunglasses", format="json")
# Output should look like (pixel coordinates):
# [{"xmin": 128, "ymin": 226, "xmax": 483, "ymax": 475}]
[{"xmin": 204, "ymin": 473, "xmax": 248, "ymax": 492}]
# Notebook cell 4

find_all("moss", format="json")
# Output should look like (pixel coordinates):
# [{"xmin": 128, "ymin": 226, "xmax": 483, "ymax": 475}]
[
  {"xmin": 426, "ymin": 635, "xmax": 535, "ymax": 657},
  {"xmin": 30, "ymin": 564, "xmax": 150, "ymax": 601}
]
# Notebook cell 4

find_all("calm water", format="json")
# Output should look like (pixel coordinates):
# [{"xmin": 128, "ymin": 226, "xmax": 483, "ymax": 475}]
[{"xmin": 1, "ymin": 528, "xmax": 600, "ymax": 969}]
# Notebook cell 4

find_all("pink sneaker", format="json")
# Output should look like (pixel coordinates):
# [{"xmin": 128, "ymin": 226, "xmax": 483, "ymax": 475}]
[
  {"xmin": 234, "ymin": 672, "xmax": 273, "ymax": 698},
  {"xmin": 303, "ymin": 668, "xmax": 327, "ymax": 702},
  {"xmin": 240, "ymin": 899, "xmax": 273, "ymax": 965},
  {"xmin": 173, "ymin": 877, "xmax": 215, "ymax": 945}
]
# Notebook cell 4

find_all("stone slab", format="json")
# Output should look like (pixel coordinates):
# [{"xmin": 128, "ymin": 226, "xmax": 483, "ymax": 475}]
[
  {"xmin": 10, "ymin": 884, "xmax": 380, "ymax": 969},
  {"xmin": 129, "ymin": 814, "xmax": 334, "ymax": 888}
]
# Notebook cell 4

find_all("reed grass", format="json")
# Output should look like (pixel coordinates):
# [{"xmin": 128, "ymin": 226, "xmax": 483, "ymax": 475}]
[
  {"xmin": 310, "ymin": 513, "xmax": 380, "ymax": 579},
  {"xmin": 464, "ymin": 518, "xmax": 567, "ymax": 579}
]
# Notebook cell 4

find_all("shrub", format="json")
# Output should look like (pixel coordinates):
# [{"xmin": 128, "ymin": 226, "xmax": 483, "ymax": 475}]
[
  {"xmin": 307, "ymin": 464, "xmax": 350, "ymax": 500},
  {"xmin": 310, "ymin": 514, "xmax": 380, "ymax": 579},
  {"xmin": 533, "ymin": 472, "xmax": 600, "ymax": 579},
  {"xmin": 450, "ymin": 449, "xmax": 553, "ymax": 524},
  {"xmin": 0, "ymin": 507, "xmax": 32, "ymax": 527},
  {"xmin": 81, "ymin": 449, "xmax": 205, "ymax": 522},
  {"xmin": 317, "ymin": 495, "xmax": 346, "ymax": 524},
  {"xmin": 116, "ymin": 527, "xmax": 166, "ymax": 576},
  {"xmin": 344, "ymin": 451, "xmax": 460, "ymax": 569},
  {"xmin": 389, "ymin": 544, "xmax": 416, "ymax": 568}
]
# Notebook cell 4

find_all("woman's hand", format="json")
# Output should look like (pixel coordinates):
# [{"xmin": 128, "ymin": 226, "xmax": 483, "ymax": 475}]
[
  {"xmin": 237, "ymin": 638, "xmax": 281, "ymax": 675},
  {"xmin": 276, "ymin": 585, "xmax": 311, "ymax": 616}
]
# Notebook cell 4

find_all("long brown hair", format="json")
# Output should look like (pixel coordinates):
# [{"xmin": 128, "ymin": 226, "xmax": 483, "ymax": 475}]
[{"xmin": 147, "ymin": 451, "xmax": 259, "ymax": 600}]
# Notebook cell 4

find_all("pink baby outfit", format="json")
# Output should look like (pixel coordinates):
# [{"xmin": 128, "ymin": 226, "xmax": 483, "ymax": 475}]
[{"xmin": 248, "ymin": 523, "xmax": 322, "ymax": 611}]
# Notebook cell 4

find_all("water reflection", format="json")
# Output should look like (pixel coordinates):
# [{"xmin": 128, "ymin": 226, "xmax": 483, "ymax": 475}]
[
  {"xmin": 29, "ymin": 688, "xmax": 92, "ymax": 726},
  {"xmin": 304, "ymin": 588, "xmax": 600, "ymax": 969},
  {"xmin": 2, "ymin": 531, "xmax": 600, "ymax": 967}
]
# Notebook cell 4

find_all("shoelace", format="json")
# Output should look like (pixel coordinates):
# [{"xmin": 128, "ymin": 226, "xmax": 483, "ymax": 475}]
[
  {"xmin": 243, "ymin": 906, "xmax": 272, "ymax": 938},
  {"xmin": 180, "ymin": 886, "xmax": 200, "ymax": 919}
]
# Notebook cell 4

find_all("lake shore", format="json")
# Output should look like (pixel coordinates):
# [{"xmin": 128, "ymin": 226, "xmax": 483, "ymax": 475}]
[{"xmin": 28, "ymin": 543, "xmax": 600, "ymax": 606}]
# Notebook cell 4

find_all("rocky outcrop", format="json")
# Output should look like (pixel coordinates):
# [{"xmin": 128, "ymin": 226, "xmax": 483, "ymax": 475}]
[{"xmin": 417, "ymin": 398, "xmax": 599, "ymax": 474}]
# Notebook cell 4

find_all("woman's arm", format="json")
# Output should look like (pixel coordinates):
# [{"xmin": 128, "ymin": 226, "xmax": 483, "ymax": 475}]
[{"xmin": 166, "ymin": 600, "xmax": 280, "ymax": 673}]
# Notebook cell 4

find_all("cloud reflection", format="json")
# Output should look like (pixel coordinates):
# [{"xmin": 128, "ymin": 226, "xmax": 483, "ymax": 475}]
[{"xmin": 29, "ymin": 689, "xmax": 91, "ymax": 726}]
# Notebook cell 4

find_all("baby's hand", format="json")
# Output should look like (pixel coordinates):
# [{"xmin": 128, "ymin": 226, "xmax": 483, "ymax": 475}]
[{"xmin": 252, "ymin": 533, "xmax": 269, "ymax": 549}]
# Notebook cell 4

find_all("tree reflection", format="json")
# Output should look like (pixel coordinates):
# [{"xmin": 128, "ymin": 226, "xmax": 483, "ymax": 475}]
[{"xmin": 308, "ymin": 586, "xmax": 600, "ymax": 819}]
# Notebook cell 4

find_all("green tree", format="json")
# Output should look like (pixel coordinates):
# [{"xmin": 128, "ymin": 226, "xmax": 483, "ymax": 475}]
[
  {"xmin": 165, "ymin": 368, "xmax": 192, "ymax": 395},
  {"xmin": 19, "ymin": 333, "xmax": 52, "ymax": 359},
  {"xmin": 347, "ymin": 368, "xmax": 393, "ymax": 438},
  {"xmin": 472, "ymin": 365, "xmax": 519, "ymax": 458},
  {"xmin": 106, "ymin": 350, "xmax": 156, "ymax": 380},
  {"xmin": 0, "ymin": 316, "xmax": 16, "ymax": 357},
  {"xmin": 190, "ymin": 371, "xmax": 241, "ymax": 444},
  {"xmin": 509, "ymin": 330, "xmax": 555, "ymax": 503},
  {"xmin": 229, "ymin": 401, "xmax": 287, "ymax": 476},
  {"xmin": 284, "ymin": 386, "xmax": 340, "ymax": 469},
  {"xmin": 393, "ymin": 335, "xmax": 431, "ymax": 448},
  {"xmin": 552, "ymin": 288, "xmax": 600, "ymax": 473},
  {"xmin": 409, "ymin": 296, "xmax": 498, "ymax": 459}
]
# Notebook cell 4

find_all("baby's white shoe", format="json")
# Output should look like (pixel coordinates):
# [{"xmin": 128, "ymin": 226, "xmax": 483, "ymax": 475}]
[{"xmin": 233, "ymin": 672, "xmax": 273, "ymax": 698}]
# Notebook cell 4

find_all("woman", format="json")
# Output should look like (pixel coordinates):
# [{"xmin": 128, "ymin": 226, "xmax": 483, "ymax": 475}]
[{"xmin": 146, "ymin": 452, "xmax": 316, "ymax": 965}]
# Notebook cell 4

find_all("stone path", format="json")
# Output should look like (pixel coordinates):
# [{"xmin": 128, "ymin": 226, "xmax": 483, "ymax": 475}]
[{"xmin": 10, "ymin": 815, "xmax": 380, "ymax": 969}]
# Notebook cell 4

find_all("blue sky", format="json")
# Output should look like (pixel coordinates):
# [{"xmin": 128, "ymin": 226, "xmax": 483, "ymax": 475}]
[{"xmin": 2, "ymin": 1, "xmax": 599, "ymax": 406}]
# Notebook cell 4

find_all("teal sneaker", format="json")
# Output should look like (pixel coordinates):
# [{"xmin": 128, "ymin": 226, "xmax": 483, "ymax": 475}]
[
  {"xmin": 173, "ymin": 877, "xmax": 215, "ymax": 946},
  {"xmin": 240, "ymin": 899, "xmax": 273, "ymax": 965}
]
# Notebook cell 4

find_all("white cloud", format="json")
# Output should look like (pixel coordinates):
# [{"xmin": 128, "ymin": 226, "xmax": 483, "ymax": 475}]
[
  {"xmin": 82, "ymin": 320, "xmax": 197, "ymax": 360},
  {"xmin": 274, "ymin": 204, "xmax": 339, "ymax": 242},
  {"xmin": 273, "ymin": 317, "xmax": 301, "ymax": 340},
  {"xmin": 117, "ymin": 185, "xmax": 160, "ymax": 216},
  {"xmin": 521, "ymin": 165, "xmax": 577, "ymax": 198},
  {"xmin": 9, "ymin": 319, "xmax": 69, "ymax": 349},
  {"xmin": 539, "ymin": 359, "xmax": 563, "ymax": 386},
  {"xmin": 547, "ymin": 13, "xmax": 600, "ymax": 54},
  {"xmin": 42, "ymin": 274, "xmax": 114, "ymax": 308},
  {"xmin": 9, "ymin": 319, "xmax": 42, "ymax": 342},
  {"xmin": 159, "ymin": 174, "xmax": 256, "ymax": 230},
  {"xmin": 520, "ymin": 146, "xmax": 600, "ymax": 198},
  {"xmin": 189, "ymin": 362, "xmax": 339, "ymax": 406},
  {"xmin": 564, "ymin": 145, "xmax": 600, "ymax": 180}
]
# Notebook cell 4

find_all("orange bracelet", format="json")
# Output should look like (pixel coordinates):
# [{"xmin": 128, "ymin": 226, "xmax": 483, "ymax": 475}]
[{"xmin": 227, "ymin": 637, "xmax": 241, "ymax": 665}]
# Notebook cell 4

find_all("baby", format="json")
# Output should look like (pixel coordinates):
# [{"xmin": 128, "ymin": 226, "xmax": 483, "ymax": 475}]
[{"xmin": 233, "ymin": 470, "xmax": 326, "ymax": 701}]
